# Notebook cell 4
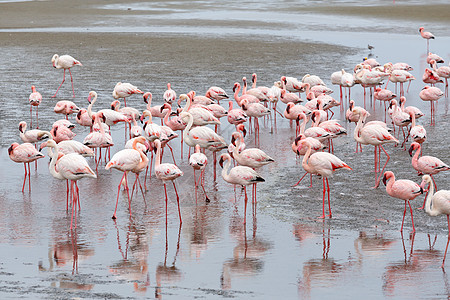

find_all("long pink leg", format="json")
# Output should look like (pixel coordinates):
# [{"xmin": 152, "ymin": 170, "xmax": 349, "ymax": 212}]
[
  {"xmin": 69, "ymin": 68, "xmax": 75, "ymax": 98},
  {"xmin": 163, "ymin": 183, "xmax": 168, "ymax": 223},
  {"xmin": 374, "ymin": 145, "xmax": 390, "ymax": 188},
  {"xmin": 70, "ymin": 181, "xmax": 76, "ymax": 229},
  {"xmin": 30, "ymin": 106, "xmax": 33, "ymax": 128},
  {"xmin": 243, "ymin": 186, "xmax": 248, "ymax": 224},
  {"xmin": 326, "ymin": 178, "xmax": 332, "ymax": 218},
  {"xmin": 408, "ymin": 201, "xmax": 415, "ymax": 232},
  {"xmin": 400, "ymin": 201, "xmax": 407, "ymax": 232},
  {"xmin": 112, "ymin": 172, "xmax": 127, "ymax": 219},
  {"xmin": 22, "ymin": 163, "xmax": 28, "ymax": 193},
  {"xmin": 124, "ymin": 173, "xmax": 132, "ymax": 217},
  {"xmin": 292, "ymin": 172, "xmax": 308, "ymax": 187},
  {"xmin": 76, "ymin": 182, "xmax": 80, "ymax": 210},
  {"xmin": 173, "ymin": 181, "xmax": 182, "ymax": 224},
  {"xmin": 200, "ymin": 169, "xmax": 210, "ymax": 202},
  {"xmin": 66, "ymin": 180, "xmax": 70, "ymax": 210},
  {"xmin": 443, "ymin": 216, "xmax": 450, "ymax": 268},
  {"xmin": 319, "ymin": 177, "xmax": 326, "ymax": 219},
  {"xmin": 52, "ymin": 69, "xmax": 66, "ymax": 98}
]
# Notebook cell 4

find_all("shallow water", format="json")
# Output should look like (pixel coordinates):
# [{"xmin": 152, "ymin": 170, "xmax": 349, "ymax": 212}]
[{"xmin": 1, "ymin": 0, "xmax": 450, "ymax": 299}]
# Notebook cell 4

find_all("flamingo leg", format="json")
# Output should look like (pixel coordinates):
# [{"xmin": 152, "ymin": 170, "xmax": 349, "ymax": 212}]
[
  {"xmin": 66, "ymin": 180, "xmax": 70, "ymax": 210},
  {"xmin": 243, "ymin": 186, "xmax": 248, "ymax": 224},
  {"xmin": 173, "ymin": 181, "xmax": 182, "ymax": 224},
  {"xmin": 21, "ymin": 163, "xmax": 28, "ymax": 193},
  {"xmin": 401, "ymin": 201, "xmax": 407, "ymax": 232},
  {"xmin": 374, "ymin": 145, "xmax": 390, "ymax": 188},
  {"xmin": 112, "ymin": 172, "xmax": 127, "ymax": 219},
  {"xmin": 326, "ymin": 178, "xmax": 332, "ymax": 218},
  {"xmin": 443, "ymin": 229, "xmax": 450, "ymax": 268},
  {"xmin": 76, "ymin": 181, "xmax": 80, "ymax": 210},
  {"xmin": 124, "ymin": 173, "xmax": 132, "ymax": 217},
  {"xmin": 27, "ymin": 162, "xmax": 32, "ymax": 192},
  {"xmin": 292, "ymin": 172, "xmax": 308, "ymax": 187},
  {"xmin": 167, "ymin": 144, "xmax": 176, "ymax": 164},
  {"xmin": 319, "ymin": 177, "xmax": 326, "ymax": 219},
  {"xmin": 70, "ymin": 180, "xmax": 76, "ymax": 229},
  {"xmin": 36, "ymin": 106, "xmax": 39, "ymax": 129},
  {"xmin": 52, "ymin": 69, "xmax": 66, "ymax": 98},
  {"xmin": 163, "ymin": 183, "xmax": 168, "ymax": 224},
  {"xmin": 200, "ymin": 169, "xmax": 209, "ymax": 202},
  {"xmin": 136, "ymin": 174, "xmax": 146, "ymax": 205},
  {"xmin": 68, "ymin": 68, "xmax": 75, "ymax": 98},
  {"xmin": 408, "ymin": 200, "xmax": 415, "ymax": 233}
]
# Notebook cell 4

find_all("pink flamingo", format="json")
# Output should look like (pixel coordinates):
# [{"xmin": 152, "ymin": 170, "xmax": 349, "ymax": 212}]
[
  {"xmin": 83, "ymin": 112, "xmax": 114, "ymax": 171},
  {"xmin": 281, "ymin": 76, "xmax": 304, "ymax": 94},
  {"xmin": 8, "ymin": 142, "xmax": 45, "ymax": 192},
  {"xmin": 76, "ymin": 109, "xmax": 92, "ymax": 129},
  {"xmin": 219, "ymin": 153, "xmax": 265, "ymax": 224},
  {"xmin": 408, "ymin": 111, "xmax": 426, "ymax": 145},
  {"xmin": 340, "ymin": 69, "xmax": 355, "ymax": 100},
  {"xmin": 422, "ymin": 68, "xmax": 442, "ymax": 86},
  {"xmin": 28, "ymin": 85, "xmax": 42, "ymax": 128},
  {"xmin": 430, "ymin": 59, "xmax": 450, "ymax": 96},
  {"xmin": 374, "ymin": 87, "xmax": 396, "ymax": 113},
  {"xmin": 51, "ymin": 125, "xmax": 76, "ymax": 143},
  {"xmin": 233, "ymin": 82, "xmax": 259, "ymax": 106},
  {"xmin": 280, "ymin": 89, "xmax": 302, "ymax": 105},
  {"xmin": 419, "ymin": 86, "xmax": 444, "ymax": 126},
  {"xmin": 427, "ymin": 52, "xmax": 444, "ymax": 65},
  {"xmin": 51, "ymin": 54, "xmax": 82, "ymax": 98},
  {"xmin": 189, "ymin": 144, "xmax": 209, "ymax": 201},
  {"xmin": 105, "ymin": 136, "xmax": 148, "ymax": 219},
  {"xmin": 419, "ymin": 27, "xmax": 435, "ymax": 53},
  {"xmin": 163, "ymin": 83, "xmax": 177, "ymax": 104},
  {"xmin": 54, "ymin": 100, "xmax": 80, "ymax": 120},
  {"xmin": 240, "ymin": 99, "xmax": 270, "ymax": 140},
  {"xmin": 44, "ymin": 140, "xmax": 96, "ymax": 229},
  {"xmin": 18, "ymin": 121, "xmax": 51, "ymax": 144},
  {"xmin": 153, "ymin": 139, "xmax": 184, "ymax": 224},
  {"xmin": 389, "ymin": 99, "xmax": 411, "ymax": 147},
  {"xmin": 352, "ymin": 107, "xmax": 399, "ymax": 188},
  {"xmin": 40, "ymin": 140, "xmax": 94, "ymax": 157},
  {"xmin": 419, "ymin": 175, "xmax": 450, "ymax": 268},
  {"xmin": 205, "ymin": 86, "xmax": 229, "ymax": 104},
  {"xmin": 112, "ymin": 82, "xmax": 143, "ymax": 107},
  {"xmin": 409, "ymin": 142, "xmax": 449, "ymax": 209},
  {"xmin": 398, "ymin": 96, "xmax": 424, "ymax": 120},
  {"xmin": 227, "ymin": 100, "xmax": 247, "ymax": 127},
  {"xmin": 143, "ymin": 92, "xmax": 170, "ymax": 125},
  {"xmin": 296, "ymin": 139, "xmax": 352, "ymax": 219},
  {"xmin": 382, "ymin": 171, "xmax": 423, "ymax": 232}
]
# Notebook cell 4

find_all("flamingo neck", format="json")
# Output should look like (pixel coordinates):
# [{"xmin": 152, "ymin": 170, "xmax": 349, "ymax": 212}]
[
  {"xmin": 133, "ymin": 139, "xmax": 148, "ymax": 170},
  {"xmin": 233, "ymin": 85, "xmax": 241, "ymax": 103},
  {"xmin": 48, "ymin": 144, "xmax": 65, "ymax": 180},
  {"xmin": 146, "ymin": 95, "xmax": 152, "ymax": 110},
  {"xmin": 182, "ymin": 113, "xmax": 194, "ymax": 143},
  {"xmin": 221, "ymin": 156, "xmax": 232, "ymax": 181},
  {"xmin": 412, "ymin": 145, "xmax": 421, "ymax": 166},
  {"xmin": 182, "ymin": 95, "xmax": 192, "ymax": 113},
  {"xmin": 155, "ymin": 141, "xmax": 161, "ymax": 167},
  {"xmin": 353, "ymin": 113, "xmax": 366, "ymax": 144},
  {"xmin": 424, "ymin": 180, "xmax": 438, "ymax": 216},
  {"xmin": 301, "ymin": 143, "xmax": 313, "ymax": 174},
  {"xmin": 300, "ymin": 115, "xmax": 307, "ymax": 134},
  {"xmin": 88, "ymin": 93, "xmax": 97, "ymax": 118}
]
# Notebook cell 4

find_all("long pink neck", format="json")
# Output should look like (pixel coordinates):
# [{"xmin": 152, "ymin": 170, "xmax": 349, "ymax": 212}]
[{"xmin": 301, "ymin": 143, "xmax": 313, "ymax": 174}]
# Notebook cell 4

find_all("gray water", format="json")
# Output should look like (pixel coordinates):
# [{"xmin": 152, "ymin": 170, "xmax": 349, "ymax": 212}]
[{"xmin": 0, "ymin": 0, "xmax": 450, "ymax": 299}]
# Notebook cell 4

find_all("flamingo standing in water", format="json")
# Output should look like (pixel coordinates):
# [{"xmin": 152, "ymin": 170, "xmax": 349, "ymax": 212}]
[
  {"xmin": 153, "ymin": 139, "xmax": 184, "ymax": 224},
  {"xmin": 419, "ymin": 86, "xmax": 444, "ymax": 126},
  {"xmin": 51, "ymin": 54, "xmax": 82, "ymax": 98},
  {"xmin": 227, "ymin": 100, "xmax": 247, "ymax": 127},
  {"xmin": 382, "ymin": 171, "xmax": 423, "ymax": 232},
  {"xmin": 8, "ymin": 142, "xmax": 45, "ymax": 192},
  {"xmin": 219, "ymin": 153, "xmax": 265, "ymax": 224},
  {"xmin": 205, "ymin": 86, "xmax": 229, "ymax": 104},
  {"xmin": 44, "ymin": 140, "xmax": 97, "ymax": 229},
  {"xmin": 105, "ymin": 136, "xmax": 148, "ymax": 220},
  {"xmin": 28, "ymin": 85, "xmax": 42, "ymax": 128},
  {"xmin": 163, "ymin": 83, "xmax": 177, "ymax": 104},
  {"xmin": 408, "ymin": 142, "xmax": 450, "ymax": 209},
  {"xmin": 113, "ymin": 82, "xmax": 143, "ymax": 107},
  {"xmin": 430, "ymin": 59, "xmax": 450, "ymax": 96},
  {"xmin": 352, "ymin": 107, "xmax": 398, "ymax": 188},
  {"xmin": 54, "ymin": 100, "xmax": 80, "ymax": 120},
  {"xmin": 419, "ymin": 175, "xmax": 450, "ymax": 268},
  {"xmin": 189, "ymin": 144, "xmax": 209, "ymax": 201},
  {"xmin": 296, "ymin": 139, "xmax": 352, "ymax": 219},
  {"xmin": 419, "ymin": 27, "xmax": 435, "ymax": 53}
]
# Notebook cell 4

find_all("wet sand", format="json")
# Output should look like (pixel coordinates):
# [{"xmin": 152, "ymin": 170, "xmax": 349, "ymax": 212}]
[{"xmin": 1, "ymin": 0, "xmax": 450, "ymax": 299}]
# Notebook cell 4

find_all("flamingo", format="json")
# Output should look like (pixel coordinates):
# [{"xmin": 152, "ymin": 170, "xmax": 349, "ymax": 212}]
[
  {"xmin": 110, "ymin": 100, "xmax": 141, "ymax": 123},
  {"xmin": 240, "ymin": 98, "xmax": 270, "ymax": 139},
  {"xmin": 427, "ymin": 52, "xmax": 444, "ymax": 65},
  {"xmin": 142, "ymin": 92, "xmax": 170, "ymax": 125},
  {"xmin": 422, "ymin": 68, "xmax": 442, "ymax": 86},
  {"xmin": 392, "ymin": 62, "xmax": 413, "ymax": 71},
  {"xmin": 179, "ymin": 92, "xmax": 220, "ymax": 126},
  {"xmin": 389, "ymin": 99, "xmax": 411, "ymax": 147},
  {"xmin": 382, "ymin": 171, "xmax": 423, "ymax": 232},
  {"xmin": 163, "ymin": 83, "xmax": 177, "ymax": 104},
  {"xmin": 362, "ymin": 57, "xmax": 381, "ymax": 68},
  {"xmin": 8, "ymin": 142, "xmax": 45, "ymax": 192},
  {"xmin": 130, "ymin": 112, "xmax": 143, "ymax": 138},
  {"xmin": 227, "ymin": 100, "xmax": 247, "ymax": 127},
  {"xmin": 233, "ymin": 82, "xmax": 259, "ymax": 106},
  {"xmin": 205, "ymin": 86, "xmax": 229, "ymax": 103},
  {"xmin": 330, "ymin": 70, "xmax": 343, "ymax": 99},
  {"xmin": 51, "ymin": 125, "xmax": 76, "ymax": 143},
  {"xmin": 430, "ymin": 59, "xmax": 450, "ymax": 96},
  {"xmin": 28, "ymin": 85, "xmax": 42, "ymax": 128},
  {"xmin": 231, "ymin": 132, "xmax": 274, "ymax": 169},
  {"xmin": 105, "ymin": 136, "xmax": 148, "ymax": 219},
  {"xmin": 189, "ymin": 144, "xmax": 209, "ymax": 201},
  {"xmin": 242, "ymin": 76, "xmax": 270, "ymax": 102},
  {"xmin": 51, "ymin": 54, "xmax": 82, "ymax": 98},
  {"xmin": 296, "ymin": 139, "xmax": 352, "ymax": 219},
  {"xmin": 44, "ymin": 140, "xmax": 96, "ymax": 229},
  {"xmin": 419, "ymin": 86, "xmax": 444, "ymax": 126},
  {"xmin": 419, "ymin": 27, "xmax": 435, "ymax": 53},
  {"xmin": 340, "ymin": 69, "xmax": 355, "ymax": 99},
  {"xmin": 352, "ymin": 107, "xmax": 399, "ymax": 188},
  {"xmin": 112, "ymin": 82, "xmax": 143, "ymax": 107},
  {"xmin": 281, "ymin": 76, "xmax": 304, "ymax": 94},
  {"xmin": 83, "ymin": 112, "xmax": 114, "ymax": 170},
  {"xmin": 153, "ymin": 139, "xmax": 184, "ymax": 224},
  {"xmin": 87, "ymin": 91, "xmax": 129, "ymax": 128},
  {"xmin": 76, "ymin": 109, "xmax": 92, "ymax": 129},
  {"xmin": 398, "ymin": 96, "xmax": 424, "ymax": 120},
  {"xmin": 408, "ymin": 111, "xmax": 426, "ymax": 145},
  {"xmin": 40, "ymin": 140, "xmax": 94, "ymax": 157},
  {"xmin": 302, "ymin": 74, "xmax": 325, "ymax": 87},
  {"xmin": 54, "ymin": 100, "xmax": 80, "ymax": 119},
  {"xmin": 280, "ymin": 89, "xmax": 302, "ymax": 105},
  {"xmin": 419, "ymin": 175, "xmax": 450, "ymax": 268},
  {"xmin": 409, "ymin": 142, "xmax": 450, "ymax": 209},
  {"xmin": 18, "ymin": 121, "xmax": 51, "ymax": 144},
  {"xmin": 219, "ymin": 153, "xmax": 265, "ymax": 224}
]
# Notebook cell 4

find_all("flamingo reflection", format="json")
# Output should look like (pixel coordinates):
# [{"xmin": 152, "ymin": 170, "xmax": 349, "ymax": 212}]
[
  {"xmin": 38, "ymin": 228, "xmax": 94, "ymax": 290},
  {"xmin": 382, "ymin": 233, "xmax": 444, "ymax": 297},
  {"xmin": 155, "ymin": 223, "xmax": 183, "ymax": 299},
  {"xmin": 221, "ymin": 211, "xmax": 271, "ymax": 290},
  {"xmin": 298, "ymin": 227, "xmax": 353, "ymax": 298},
  {"xmin": 109, "ymin": 217, "xmax": 150, "ymax": 294}
]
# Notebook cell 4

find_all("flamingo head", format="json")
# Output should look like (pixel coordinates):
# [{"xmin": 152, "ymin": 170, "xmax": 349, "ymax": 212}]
[
  {"xmin": 18, "ymin": 121, "xmax": 26, "ymax": 133},
  {"xmin": 8, "ymin": 143, "xmax": 19, "ymax": 156},
  {"xmin": 143, "ymin": 92, "xmax": 152, "ymax": 104},
  {"xmin": 419, "ymin": 27, "xmax": 424, "ymax": 33},
  {"xmin": 408, "ymin": 142, "xmax": 420, "ymax": 157},
  {"xmin": 232, "ymin": 82, "xmax": 239, "ymax": 93},
  {"xmin": 219, "ymin": 155, "xmax": 225, "ymax": 168},
  {"xmin": 97, "ymin": 112, "xmax": 106, "ymax": 123},
  {"xmin": 236, "ymin": 124, "xmax": 246, "ymax": 137},
  {"xmin": 161, "ymin": 103, "xmax": 171, "ymax": 113}
]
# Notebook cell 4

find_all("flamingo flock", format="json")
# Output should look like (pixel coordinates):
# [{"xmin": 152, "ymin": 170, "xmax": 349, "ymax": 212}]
[{"xmin": 7, "ymin": 26, "xmax": 450, "ymax": 267}]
